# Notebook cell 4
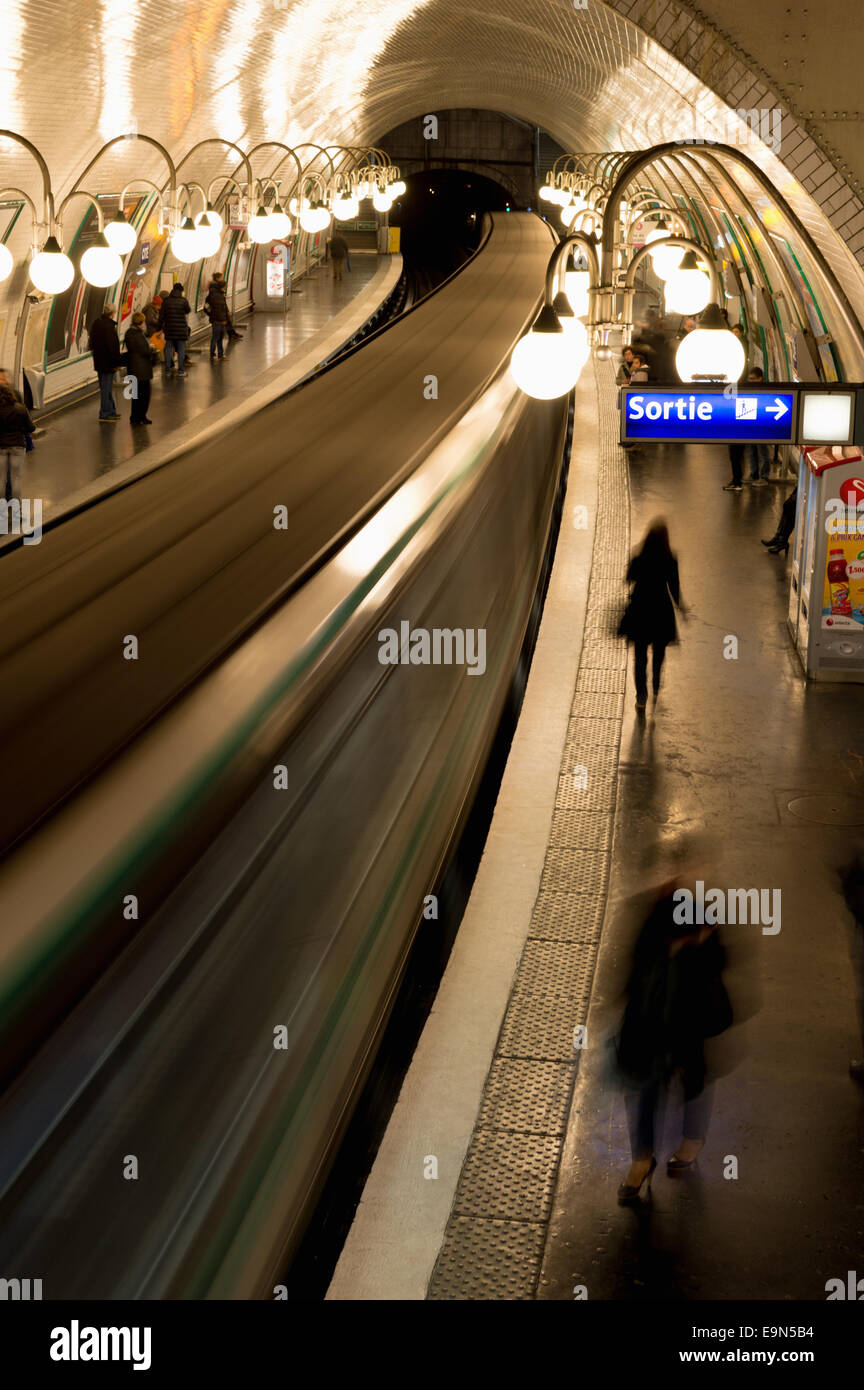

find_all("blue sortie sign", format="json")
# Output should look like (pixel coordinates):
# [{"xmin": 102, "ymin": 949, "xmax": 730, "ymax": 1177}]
[{"xmin": 623, "ymin": 389, "xmax": 797, "ymax": 443}]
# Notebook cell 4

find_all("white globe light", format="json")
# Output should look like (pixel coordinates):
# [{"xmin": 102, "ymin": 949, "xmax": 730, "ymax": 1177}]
[
  {"xmin": 104, "ymin": 216, "xmax": 137, "ymax": 255},
  {"xmin": 80, "ymin": 239, "xmax": 123, "ymax": 288},
  {"xmin": 0, "ymin": 242, "xmax": 13, "ymax": 281},
  {"xmin": 563, "ymin": 268, "xmax": 590, "ymax": 318},
  {"xmin": 646, "ymin": 225, "xmax": 685, "ymax": 280},
  {"xmin": 333, "ymin": 195, "xmax": 359, "ymax": 220},
  {"xmin": 664, "ymin": 257, "xmax": 712, "ymax": 315},
  {"xmin": 29, "ymin": 237, "xmax": 74, "ymax": 294},
  {"xmin": 675, "ymin": 325, "xmax": 746, "ymax": 383},
  {"xmin": 195, "ymin": 206, "xmax": 223, "ymax": 237},
  {"xmin": 266, "ymin": 205, "xmax": 291, "ymax": 237},
  {"xmin": 560, "ymin": 202, "xmax": 577, "ymax": 228},
  {"xmin": 373, "ymin": 189, "xmax": 393, "ymax": 212},
  {"xmin": 247, "ymin": 207, "xmax": 272, "ymax": 244},
  {"xmin": 510, "ymin": 326, "xmax": 583, "ymax": 400},
  {"xmin": 171, "ymin": 218, "xmax": 202, "ymax": 263},
  {"xmin": 539, "ymin": 183, "xmax": 556, "ymax": 202},
  {"xmin": 390, "ymin": 180, "xmax": 406, "ymax": 197},
  {"xmin": 195, "ymin": 216, "xmax": 221, "ymax": 259}
]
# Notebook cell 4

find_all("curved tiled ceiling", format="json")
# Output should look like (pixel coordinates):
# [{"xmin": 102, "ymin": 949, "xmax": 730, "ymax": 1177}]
[{"xmin": 0, "ymin": 0, "xmax": 862, "ymax": 368}]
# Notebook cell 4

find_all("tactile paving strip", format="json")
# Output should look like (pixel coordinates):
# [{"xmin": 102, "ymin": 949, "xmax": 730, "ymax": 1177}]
[{"xmin": 427, "ymin": 363, "xmax": 630, "ymax": 1299}]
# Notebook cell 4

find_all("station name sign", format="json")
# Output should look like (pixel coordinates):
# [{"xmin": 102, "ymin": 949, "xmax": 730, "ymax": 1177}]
[{"xmin": 620, "ymin": 384, "xmax": 863, "ymax": 447}]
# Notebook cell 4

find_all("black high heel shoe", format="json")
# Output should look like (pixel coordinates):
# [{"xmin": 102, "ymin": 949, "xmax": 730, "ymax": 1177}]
[
  {"xmin": 617, "ymin": 1156, "xmax": 657, "ymax": 1204},
  {"xmin": 767, "ymin": 539, "xmax": 789, "ymax": 555},
  {"xmin": 761, "ymin": 536, "xmax": 781, "ymax": 548},
  {"xmin": 667, "ymin": 1151, "xmax": 700, "ymax": 1176}
]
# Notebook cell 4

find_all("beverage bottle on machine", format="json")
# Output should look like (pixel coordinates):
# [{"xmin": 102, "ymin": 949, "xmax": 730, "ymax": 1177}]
[{"xmin": 828, "ymin": 548, "xmax": 853, "ymax": 617}]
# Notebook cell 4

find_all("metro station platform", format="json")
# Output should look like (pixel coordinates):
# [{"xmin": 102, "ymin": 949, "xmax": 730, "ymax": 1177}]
[
  {"xmin": 328, "ymin": 357, "xmax": 864, "ymax": 1301},
  {"xmin": 21, "ymin": 252, "xmax": 397, "ymax": 528}
]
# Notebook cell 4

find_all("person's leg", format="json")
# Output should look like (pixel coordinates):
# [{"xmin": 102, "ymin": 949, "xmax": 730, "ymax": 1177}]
[
  {"xmin": 623, "ymin": 1080, "xmax": 664, "ymax": 1189},
  {"xmin": 164, "ymin": 340, "xmax": 174, "ymax": 371},
  {"xmin": 633, "ymin": 642, "xmax": 649, "ymax": 706},
  {"xmin": 672, "ymin": 1053, "xmax": 712, "ymax": 1163},
  {"xmin": 651, "ymin": 641, "xmax": 667, "ymax": 697},
  {"xmin": 745, "ymin": 444, "xmax": 758, "ymax": 481},
  {"xmin": 139, "ymin": 379, "xmax": 151, "ymax": 421},
  {"xmin": 98, "ymin": 371, "xmax": 116, "ymax": 417},
  {"xmin": 729, "ymin": 444, "xmax": 744, "ymax": 486},
  {"xmin": 759, "ymin": 443, "xmax": 771, "ymax": 479},
  {"xmin": 7, "ymin": 447, "xmax": 23, "ymax": 501},
  {"xmin": 176, "ymin": 338, "xmax": 186, "ymax": 373},
  {"xmin": 210, "ymin": 324, "xmax": 218, "ymax": 358},
  {"xmin": 217, "ymin": 324, "xmax": 226, "ymax": 356}
]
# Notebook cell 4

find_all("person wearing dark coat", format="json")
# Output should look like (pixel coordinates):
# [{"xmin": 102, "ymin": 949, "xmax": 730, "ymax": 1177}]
[
  {"xmin": 88, "ymin": 307, "xmax": 122, "ymax": 420},
  {"xmin": 143, "ymin": 298, "xmax": 161, "ymax": 337},
  {"xmin": 204, "ymin": 272, "xmax": 229, "ymax": 359},
  {"xmin": 327, "ymin": 232, "xmax": 349, "ymax": 281},
  {"xmin": 157, "ymin": 283, "xmax": 192, "ymax": 375},
  {"xmin": 613, "ymin": 879, "xmax": 733, "ymax": 1203},
  {"xmin": 618, "ymin": 519, "xmax": 686, "ymax": 709},
  {"xmin": 123, "ymin": 312, "xmax": 158, "ymax": 424},
  {"xmin": 0, "ymin": 384, "xmax": 35, "ymax": 501}
]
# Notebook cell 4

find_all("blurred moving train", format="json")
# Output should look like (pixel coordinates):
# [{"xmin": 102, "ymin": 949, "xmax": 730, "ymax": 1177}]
[{"xmin": 0, "ymin": 213, "xmax": 569, "ymax": 1296}]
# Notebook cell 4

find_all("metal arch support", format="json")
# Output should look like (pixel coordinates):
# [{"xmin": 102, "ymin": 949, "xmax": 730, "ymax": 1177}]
[
  {"xmin": 0, "ymin": 128, "xmax": 56, "ymax": 226},
  {"xmin": 246, "ymin": 142, "xmax": 303, "ymax": 192},
  {"xmin": 543, "ymin": 232, "xmax": 600, "ymax": 306},
  {"xmin": 57, "ymin": 189, "xmax": 105, "ymax": 236},
  {"xmin": 600, "ymin": 141, "xmax": 864, "ymax": 360},
  {"xmin": 291, "ymin": 144, "xmax": 336, "ymax": 179},
  {"xmin": 0, "ymin": 185, "xmax": 39, "ymax": 236},
  {"xmin": 70, "ymin": 133, "xmax": 177, "ymax": 207},
  {"xmin": 176, "ymin": 139, "xmax": 255, "ymax": 197},
  {"xmin": 119, "ymin": 178, "xmax": 164, "ymax": 219}
]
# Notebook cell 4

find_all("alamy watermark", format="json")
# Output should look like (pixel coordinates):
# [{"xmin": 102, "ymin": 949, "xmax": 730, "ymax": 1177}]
[
  {"xmin": 673, "ymin": 881, "xmax": 781, "ymax": 935},
  {"xmin": 674, "ymin": 108, "xmax": 782, "ymax": 155},
  {"xmin": 0, "ymin": 497, "xmax": 42, "ymax": 544},
  {"xmin": 378, "ymin": 622, "xmax": 486, "ymax": 675}
]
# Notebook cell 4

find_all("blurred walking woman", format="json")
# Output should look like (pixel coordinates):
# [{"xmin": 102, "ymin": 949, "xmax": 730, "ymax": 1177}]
[
  {"xmin": 618, "ymin": 520, "xmax": 685, "ymax": 709},
  {"xmin": 613, "ymin": 880, "xmax": 732, "ymax": 1204}
]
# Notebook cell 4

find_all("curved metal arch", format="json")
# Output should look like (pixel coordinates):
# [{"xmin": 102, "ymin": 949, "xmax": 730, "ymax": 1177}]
[
  {"xmin": 119, "ymin": 178, "xmax": 164, "ymax": 220},
  {"xmin": 68, "ymin": 134, "xmax": 177, "ymax": 214},
  {"xmin": 175, "ymin": 139, "xmax": 254, "ymax": 191},
  {"xmin": 0, "ymin": 129, "xmax": 54, "ymax": 225},
  {"xmin": 57, "ymin": 189, "xmax": 105, "ymax": 234},
  {"xmin": 246, "ymin": 142, "xmax": 303, "ymax": 190},
  {"xmin": 601, "ymin": 141, "xmax": 864, "ymax": 360},
  {"xmin": 291, "ymin": 144, "xmax": 336, "ymax": 178},
  {"xmin": 0, "ymin": 185, "xmax": 39, "ymax": 233}
]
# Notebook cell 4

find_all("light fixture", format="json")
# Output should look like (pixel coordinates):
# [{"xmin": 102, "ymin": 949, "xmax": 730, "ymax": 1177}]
[
  {"xmin": 552, "ymin": 290, "xmax": 591, "ymax": 363},
  {"xmin": 646, "ymin": 219, "xmax": 685, "ymax": 279},
  {"xmin": 196, "ymin": 204, "xmax": 223, "ymax": 237},
  {"xmin": 104, "ymin": 210, "xmax": 138, "ymax": 255},
  {"xmin": 195, "ymin": 211, "xmax": 221, "ymax": 258},
  {"xmin": 171, "ymin": 216, "xmax": 202, "ymax": 263},
  {"xmin": 390, "ymin": 179, "xmax": 406, "ymax": 197},
  {"xmin": 372, "ymin": 188, "xmax": 393, "ymax": 212},
  {"xmin": 248, "ymin": 205, "xmax": 272, "ymax": 243},
  {"xmin": 29, "ymin": 235, "xmax": 74, "ymax": 294},
  {"xmin": 0, "ymin": 242, "xmax": 13, "ymax": 282},
  {"xmin": 299, "ymin": 203, "xmax": 330, "ymax": 233},
  {"xmin": 664, "ymin": 249, "xmax": 712, "ymax": 315},
  {"xmin": 563, "ymin": 256, "xmax": 590, "ymax": 318},
  {"xmin": 539, "ymin": 183, "xmax": 556, "ymax": 202},
  {"xmin": 80, "ymin": 231, "xmax": 124, "ymax": 287},
  {"xmin": 560, "ymin": 202, "xmax": 578, "ymax": 228},
  {"xmin": 333, "ymin": 192, "xmax": 359, "ymax": 220},
  {"xmin": 509, "ymin": 304, "xmax": 584, "ymax": 399},
  {"xmin": 267, "ymin": 203, "xmax": 292, "ymax": 237},
  {"xmin": 675, "ymin": 302, "xmax": 746, "ymax": 382}
]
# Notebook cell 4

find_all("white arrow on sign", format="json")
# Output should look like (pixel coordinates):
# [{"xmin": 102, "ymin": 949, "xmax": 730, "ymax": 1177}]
[{"xmin": 767, "ymin": 397, "xmax": 789, "ymax": 420}]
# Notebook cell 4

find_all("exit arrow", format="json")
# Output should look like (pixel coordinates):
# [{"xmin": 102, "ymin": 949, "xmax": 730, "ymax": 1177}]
[{"xmin": 767, "ymin": 397, "xmax": 789, "ymax": 420}]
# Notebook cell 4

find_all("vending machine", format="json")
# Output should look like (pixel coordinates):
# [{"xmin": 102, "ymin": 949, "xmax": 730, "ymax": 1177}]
[
  {"xmin": 252, "ymin": 239, "xmax": 291, "ymax": 313},
  {"xmin": 789, "ymin": 445, "xmax": 864, "ymax": 681}
]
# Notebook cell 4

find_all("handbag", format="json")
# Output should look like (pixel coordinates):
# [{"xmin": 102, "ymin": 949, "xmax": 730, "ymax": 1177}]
[{"xmin": 150, "ymin": 331, "xmax": 165, "ymax": 351}]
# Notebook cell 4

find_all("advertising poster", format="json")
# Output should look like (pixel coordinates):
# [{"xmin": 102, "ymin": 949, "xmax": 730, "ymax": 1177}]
[{"xmin": 822, "ymin": 474, "xmax": 864, "ymax": 630}]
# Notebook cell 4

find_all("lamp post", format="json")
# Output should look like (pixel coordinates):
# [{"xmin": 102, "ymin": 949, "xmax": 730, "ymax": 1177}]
[{"xmin": 509, "ymin": 231, "xmax": 599, "ymax": 399}]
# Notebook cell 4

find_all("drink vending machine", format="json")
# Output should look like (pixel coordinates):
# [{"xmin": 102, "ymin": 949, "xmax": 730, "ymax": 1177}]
[{"xmin": 788, "ymin": 445, "xmax": 864, "ymax": 681}]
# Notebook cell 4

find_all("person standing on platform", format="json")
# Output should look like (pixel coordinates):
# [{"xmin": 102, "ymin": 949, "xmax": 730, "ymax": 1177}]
[
  {"xmin": 327, "ymin": 232, "xmax": 349, "ymax": 282},
  {"xmin": 88, "ymin": 306, "xmax": 122, "ymax": 421},
  {"xmin": 618, "ymin": 519, "xmax": 686, "ymax": 710},
  {"xmin": 744, "ymin": 368, "xmax": 772, "ymax": 484},
  {"xmin": 158, "ymin": 283, "xmax": 192, "ymax": 376},
  {"xmin": 204, "ymin": 272, "xmax": 230, "ymax": 360},
  {"xmin": 143, "ymin": 296, "xmax": 162, "ymax": 338},
  {"xmin": 0, "ymin": 384, "xmax": 35, "ymax": 502},
  {"xmin": 838, "ymin": 852, "xmax": 864, "ymax": 1083},
  {"xmin": 761, "ymin": 486, "xmax": 798, "ymax": 556},
  {"xmin": 612, "ymin": 872, "xmax": 733, "ymax": 1204},
  {"xmin": 123, "ymin": 312, "xmax": 158, "ymax": 425}
]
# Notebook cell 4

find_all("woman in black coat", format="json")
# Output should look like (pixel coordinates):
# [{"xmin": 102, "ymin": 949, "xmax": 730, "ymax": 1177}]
[
  {"xmin": 157, "ymin": 284, "xmax": 192, "ymax": 374},
  {"xmin": 123, "ymin": 313, "xmax": 158, "ymax": 424},
  {"xmin": 618, "ymin": 519, "xmax": 686, "ymax": 709},
  {"xmin": 614, "ymin": 881, "xmax": 732, "ymax": 1203}
]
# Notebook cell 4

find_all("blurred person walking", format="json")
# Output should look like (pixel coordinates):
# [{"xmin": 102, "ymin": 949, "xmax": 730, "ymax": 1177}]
[
  {"xmin": 327, "ymin": 232, "xmax": 349, "ymax": 282},
  {"xmin": 618, "ymin": 520, "xmax": 686, "ymax": 709},
  {"xmin": 613, "ymin": 875, "xmax": 733, "ymax": 1204},
  {"xmin": 158, "ymin": 282, "xmax": 192, "ymax": 376},
  {"xmin": 88, "ymin": 306, "xmax": 122, "ymax": 420},
  {"xmin": 123, "ymin": 312, "xmax": 159, "ymax": 425}
]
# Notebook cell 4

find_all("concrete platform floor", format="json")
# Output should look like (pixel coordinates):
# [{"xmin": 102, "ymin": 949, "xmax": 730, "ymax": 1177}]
[
  {"xmin": 538, "ymin": 436, "xmax": 864, "ymax": 1301},
  {"xmin": 26, "ymin": 254, "xmax": 381, "ymax": 516}
]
